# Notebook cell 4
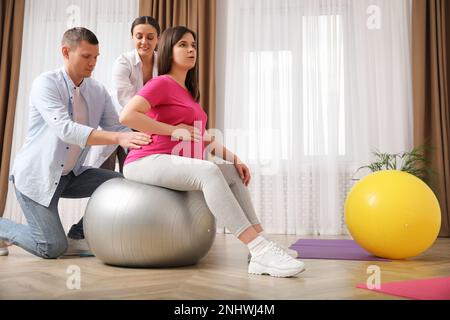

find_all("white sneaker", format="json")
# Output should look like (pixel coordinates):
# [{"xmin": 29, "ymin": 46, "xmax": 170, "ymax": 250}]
[
  {"xmin": 248, "ymin": 245, "xmax": 298, "ymax": 262},
  {"xmin": 64, "ymin": 238, "xmax": 94, "ymax": 257},
  {"xmin": 0, "ymin": 240, "xmax": 10, "ymax": 256},
  {"xmin": 248, "ymin": 242, "xmax": 305, "ymax": 278},
  {"xmin": 283, "ymin": 246, "xmax": 299, "ymax": 258}
]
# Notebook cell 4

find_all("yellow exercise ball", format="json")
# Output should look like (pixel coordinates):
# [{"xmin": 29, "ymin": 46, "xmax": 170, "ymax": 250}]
[{"xmin": 345, "ymin": 170, "xmax": 441, "ymax": 259}]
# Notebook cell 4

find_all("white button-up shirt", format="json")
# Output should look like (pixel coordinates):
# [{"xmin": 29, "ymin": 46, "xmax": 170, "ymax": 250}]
[
  {"xmin": 10, "ymin": 68, "xmax": 129, "ymax": 207},
  {"xmin": 83, "ymin": 49, "xmax": 158, "ymax": 167},
  {"xmin": 112, "ymin": 49, "xmax": 158, "ymax": 112}
]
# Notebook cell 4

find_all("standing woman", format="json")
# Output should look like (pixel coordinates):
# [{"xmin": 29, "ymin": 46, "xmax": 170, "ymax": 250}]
[
  {"xmin": 93, "ymin": 16, "xmax": 161, "ymax": 172},
  {"xmin": 119, "ymin": 26, "xmax": 305, "ymax": 278},
  {"xmin": 112, "ymin": 16, "xmax": 160, "ymax": 112}
]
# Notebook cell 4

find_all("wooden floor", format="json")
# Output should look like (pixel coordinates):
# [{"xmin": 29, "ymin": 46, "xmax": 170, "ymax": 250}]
[{"xmin": 0, "ymin": 234, "xmax": 449, "ymax": 300}]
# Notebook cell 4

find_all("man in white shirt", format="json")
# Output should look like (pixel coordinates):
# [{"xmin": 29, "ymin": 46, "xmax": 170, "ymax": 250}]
[{"xmin": 0, "ymin": 27, "xmax": 151, "ymax": 258}]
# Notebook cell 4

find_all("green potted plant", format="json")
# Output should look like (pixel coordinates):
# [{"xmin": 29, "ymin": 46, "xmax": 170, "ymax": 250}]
[{"xmin": 354, "ymin": 145, "xmax": 434, "ymax": 185}]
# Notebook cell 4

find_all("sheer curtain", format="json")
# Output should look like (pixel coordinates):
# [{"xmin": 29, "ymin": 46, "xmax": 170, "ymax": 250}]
[
  {"xmin": 3, "ymin": 0, "xmax": 138, "ymax": 231},
  {"xmin": 216, "ymin": 0, "xmax": 413, "ymax": 235}
]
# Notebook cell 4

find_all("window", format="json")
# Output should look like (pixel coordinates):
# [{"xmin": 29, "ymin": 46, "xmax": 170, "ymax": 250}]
[{"xmin": 244, "ymin": 14, "xmax": 346, "ymax": 159}]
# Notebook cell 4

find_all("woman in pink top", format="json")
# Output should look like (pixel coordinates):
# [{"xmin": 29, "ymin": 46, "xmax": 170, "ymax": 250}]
[{"xmin": 120, "ymin": 26, "xmax": 305, "ymax": 278}]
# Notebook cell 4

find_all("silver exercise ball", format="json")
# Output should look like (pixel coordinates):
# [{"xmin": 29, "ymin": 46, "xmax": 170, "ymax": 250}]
[{"xmin": 84, "ymin": 178, "xmax": 216, "ymax": 267}]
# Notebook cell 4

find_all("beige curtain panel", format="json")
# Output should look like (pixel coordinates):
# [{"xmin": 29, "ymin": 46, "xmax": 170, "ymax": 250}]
[
  {"xmin": 412, "ymin": 0, "xmax": 450, "ymax": 236},
  {"xmin": 139, "ymin": 0, "xmax": 216, "ymax": 129},
  {"xmin": 0, "ymin": 0, "xmax": 25, "ymax": 217}
]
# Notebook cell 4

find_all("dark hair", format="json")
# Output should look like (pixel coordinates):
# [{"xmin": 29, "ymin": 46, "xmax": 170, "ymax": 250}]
[
  {"xmin": 61, "ymin": 27, "xmax": 99, "ymax": 48},
  {"xmin": 158, "ymin": 26, "xmax": 199, "ymax": 101},
  {"xmin": 131, "ymin": 16, "xmax": 161, "ymax": 36}
]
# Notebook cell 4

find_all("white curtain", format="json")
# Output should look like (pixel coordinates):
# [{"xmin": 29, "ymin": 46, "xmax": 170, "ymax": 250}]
[
  {"xmin": 216, "ymin": 0, "xmax": 413, "ymax": 235},
  {"xmin": 3, "ymin": 0, "xmax": 138, "ymax": 232}
]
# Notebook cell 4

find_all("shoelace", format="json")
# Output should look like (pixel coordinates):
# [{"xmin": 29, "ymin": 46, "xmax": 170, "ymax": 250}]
[{"xmin": 267, "ymin": 242, "xmax": 293, "ymax": 261}]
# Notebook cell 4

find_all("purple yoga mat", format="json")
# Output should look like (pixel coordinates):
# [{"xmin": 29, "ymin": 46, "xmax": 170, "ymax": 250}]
[{"xmin": 289, "ymin": 239, "xmax": 391, "ymax": 261}]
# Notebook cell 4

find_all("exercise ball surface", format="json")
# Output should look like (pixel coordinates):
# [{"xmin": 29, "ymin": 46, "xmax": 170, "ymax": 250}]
[
  {"xmin": 345, "ymin": 170, "xmax": 441, "ymax": 259},
  {"xmin": 84, "ymin": 178, "xmax": 216, "ymax": 267}
]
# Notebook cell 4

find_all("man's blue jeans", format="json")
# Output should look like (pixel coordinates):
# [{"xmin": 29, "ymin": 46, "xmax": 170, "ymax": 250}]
[{"xmin": 0, "ymin": 169, "xmax": 122, "ymax": 258}]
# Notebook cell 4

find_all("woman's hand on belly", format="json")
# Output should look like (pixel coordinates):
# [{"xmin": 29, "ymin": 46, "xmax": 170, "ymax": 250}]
[{"xmin": 171, "ymin": 124, "xmax": 201, "ymax": 142}]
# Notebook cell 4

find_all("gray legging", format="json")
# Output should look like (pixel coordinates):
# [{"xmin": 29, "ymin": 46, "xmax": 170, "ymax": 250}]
[{"xmin": 123, "ymin": 154, "xmax": 261, "ymax": 237}]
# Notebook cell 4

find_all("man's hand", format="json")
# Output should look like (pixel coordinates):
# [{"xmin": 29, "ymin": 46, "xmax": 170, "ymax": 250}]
[
  {"xmin": 171, "ymin": 124, "xmax": 201, "ymax": 142},
  {"xmin": 117, "ymin": 132, "xmax": 151, "ymax": 149}
]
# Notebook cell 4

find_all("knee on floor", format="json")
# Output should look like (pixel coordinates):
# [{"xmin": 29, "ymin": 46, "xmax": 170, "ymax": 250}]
[{"xmin": 37, "ymin": 237, "xmax": 68, "ymax": 259}]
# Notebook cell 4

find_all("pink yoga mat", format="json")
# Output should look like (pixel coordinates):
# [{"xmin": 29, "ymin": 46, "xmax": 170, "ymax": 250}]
[{"xmin": 357, "ymin": 276, "xmax": 450, "ymax": 300}]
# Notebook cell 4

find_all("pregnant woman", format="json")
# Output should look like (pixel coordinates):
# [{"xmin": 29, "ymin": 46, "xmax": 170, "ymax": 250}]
[{"xmin": 120, "ymin": 26, "xmax": 305, "ymax": 278}]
